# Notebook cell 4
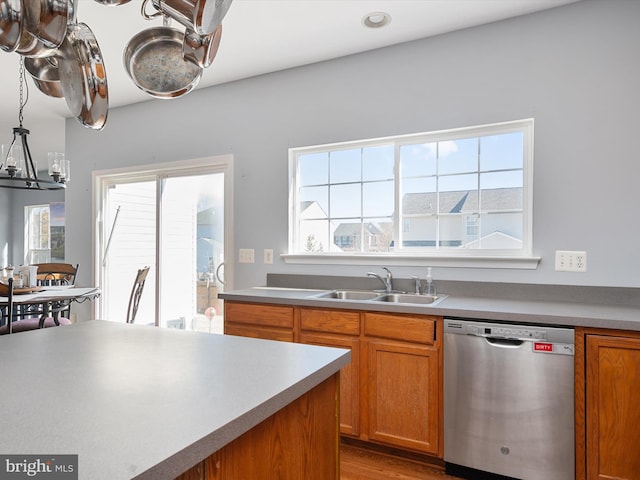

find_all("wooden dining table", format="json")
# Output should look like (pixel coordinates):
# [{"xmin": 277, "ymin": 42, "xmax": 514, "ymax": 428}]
[{"xmin": 0, "ymin": 286, "xmax": 101, "ymax": 326}]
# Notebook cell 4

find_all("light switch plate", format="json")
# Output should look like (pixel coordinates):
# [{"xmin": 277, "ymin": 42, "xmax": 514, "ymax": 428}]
[{"xmin": 238, "ymin": 248, "xmax": 255, "ymax": 264}]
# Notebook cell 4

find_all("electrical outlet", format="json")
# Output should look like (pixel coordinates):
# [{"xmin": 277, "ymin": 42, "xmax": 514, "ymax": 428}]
[
  {"xmin": 555, "ymin": 250, "xmax": 587, "ymax": 272},
  {"xmin": 238, "ymin": 248, "xmax": 255, "ymax": 264},
  {"xmin": 264, "ymin": 249, "xmax": 274, "ymax": 264}
]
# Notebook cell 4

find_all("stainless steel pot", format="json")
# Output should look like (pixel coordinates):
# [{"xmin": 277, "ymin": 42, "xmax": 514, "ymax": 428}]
[
  {"xmin": 0, "ymin": 0, "xmax": 22, "ymax": 52},
  {"xmin": 124, "ymin": 25, "xmax": 202, "ymax": 99},
  {"xmin": 150, "ymin": 0, "xmax": 233, "ymax": 35},
  {"xmin": 58, "ymin": 22, "xmax": 108, "ymax": 129},
  {"xmin": 182, "ymin": 23, "xmax": 221, "ymax": 68},
  {"xmin": 92, "ymin": 0, "xmax": 131, "ymax": 4},
  {"xmin": 15, "ymin": 21, "xmax": 58, "ymax": 57},
  {"xmin": 24, "ymin": 55, "xmax": 64, "ymax": 98},
  {"xmin": 24, "ymin": 0, "xmax": 72, "ymax": 48}
]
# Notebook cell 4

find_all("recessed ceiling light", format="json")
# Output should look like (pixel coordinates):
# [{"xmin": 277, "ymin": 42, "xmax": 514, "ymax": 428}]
[{"xmin": 362, "ymin": 12, "xmax": 391, "ymax": 29}]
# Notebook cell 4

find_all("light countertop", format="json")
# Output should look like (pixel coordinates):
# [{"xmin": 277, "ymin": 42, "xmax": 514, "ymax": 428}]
[
  {"xmin": 0, "ymin": 320, "xmax": 350, "ymax": 479},
  {"xmin": 220, "ymin": 286, "xmax": 640, "ymax": 332}
]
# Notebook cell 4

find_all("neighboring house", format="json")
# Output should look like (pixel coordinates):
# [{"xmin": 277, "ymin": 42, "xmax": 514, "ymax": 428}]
[
  {"xmin": 299, "ymin": 201, "xmax": 336, "ymax": 252},
  {"xmin": 333, "ymin": 222, "xmax": 392, "ymax": 252},
  {"xmin": 402, "ymin": 187, "xmax": 523, "ymax": 249}
]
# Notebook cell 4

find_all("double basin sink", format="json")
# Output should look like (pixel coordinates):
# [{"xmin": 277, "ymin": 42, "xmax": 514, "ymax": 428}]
[{"xmin": 313, "ymin": 289, "xmax": 447, "ymax": 306}]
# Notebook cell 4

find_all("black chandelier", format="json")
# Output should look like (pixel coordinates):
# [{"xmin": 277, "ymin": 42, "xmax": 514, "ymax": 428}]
[{"xmin": 0, "ymin": 58, "xmax": 68, "ymax": 191}]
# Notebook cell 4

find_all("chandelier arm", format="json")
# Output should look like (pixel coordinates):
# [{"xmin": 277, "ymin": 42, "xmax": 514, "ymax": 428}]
[{"xmin": 20, "ymin": 129, "xmax": 40, "ymax": 188}]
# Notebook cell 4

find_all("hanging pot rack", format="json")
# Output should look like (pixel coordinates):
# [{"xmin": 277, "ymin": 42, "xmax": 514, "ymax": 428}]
[{"xmin": 0, "ymin": 0, "xmax": 234, "ymax": 131}]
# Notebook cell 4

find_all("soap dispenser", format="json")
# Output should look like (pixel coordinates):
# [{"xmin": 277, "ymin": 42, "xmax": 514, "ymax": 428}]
[{"xmin": 425, "ymin": 267, "xmax": 436, "ymax": 297}]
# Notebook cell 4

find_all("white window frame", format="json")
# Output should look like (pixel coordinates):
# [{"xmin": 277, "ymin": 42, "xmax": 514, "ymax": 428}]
[
  {"xmin": 92, "ymin": 155, "xmax": 235, "ymax": 322},
  {"xmin": 285, "ymin": 119, "xmax": 539, "ymax": 269}
]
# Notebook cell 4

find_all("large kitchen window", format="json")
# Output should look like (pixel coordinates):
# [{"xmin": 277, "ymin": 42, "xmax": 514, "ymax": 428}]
[{"xmin": 287, "ymin": 119, "xmax": 536, "ymax": 268}]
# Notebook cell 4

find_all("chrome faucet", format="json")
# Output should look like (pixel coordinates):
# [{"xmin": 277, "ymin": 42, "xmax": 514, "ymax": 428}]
[
  {"xmin": 412, "ymin": 276, "xmax": 421, "ymax": 295},
  {"xmin": 366, "ymin": 267, "xmax": 394, "ymax": 293}
]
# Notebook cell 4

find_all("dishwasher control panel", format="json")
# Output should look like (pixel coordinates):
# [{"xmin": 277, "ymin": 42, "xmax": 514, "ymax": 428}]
[
  {"xmin": 466, "ymin": 324, "xmax": 547, "ymax": 340},
  {"xmin": 444, "ymin": 318, "xmax": 575, "ymax": 346}
]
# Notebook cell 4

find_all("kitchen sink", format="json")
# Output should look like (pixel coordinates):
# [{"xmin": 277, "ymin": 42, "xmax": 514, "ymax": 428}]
[
  {"xmin": 314, "ymin": 290, "xmax": 382, "ymax": 301},
  {"xmin": 313, "ymin": 289, "xmax": 447, "ymax": 306},
  {"xmin": 372, "ymin": 293, "xmax": 447, "ymax": 305}
]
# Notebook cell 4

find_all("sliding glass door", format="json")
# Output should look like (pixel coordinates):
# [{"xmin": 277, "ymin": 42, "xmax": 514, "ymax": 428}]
[{"xmin": 95, "ymin": 157, "xmax": 232, "ymax": 332}]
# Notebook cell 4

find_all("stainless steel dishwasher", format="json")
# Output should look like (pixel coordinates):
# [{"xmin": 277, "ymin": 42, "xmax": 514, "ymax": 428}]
[{"xmin": 443, "ymin": 317, "xmax": 575, "ymax": 480}]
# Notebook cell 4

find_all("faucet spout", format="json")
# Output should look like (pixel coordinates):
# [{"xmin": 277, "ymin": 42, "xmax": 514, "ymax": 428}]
[{"xmin": 366, "ymin": 267, "xmax": 393, "ymax": 293}]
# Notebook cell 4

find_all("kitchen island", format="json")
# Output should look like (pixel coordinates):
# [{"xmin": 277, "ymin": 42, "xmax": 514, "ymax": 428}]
[{"xmin": 0, "ymin": 320, "xmax": 350, "ymax": 479}]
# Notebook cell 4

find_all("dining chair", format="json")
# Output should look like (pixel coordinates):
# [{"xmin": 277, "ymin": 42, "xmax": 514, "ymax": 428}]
[
  {"xmin": 0, "ymin": 278, "xmax": 72, "ymax": 335},
  {"xmin": 32, "ymin": 262, "xmax": 79, "ymax": 320},
  {"xmin": 127, "ymin": 266, "xmax": 150, "ymax": 324},
  {"xmin": 33, "ymin": 263, "xmax": 79, "ymax": 286}
]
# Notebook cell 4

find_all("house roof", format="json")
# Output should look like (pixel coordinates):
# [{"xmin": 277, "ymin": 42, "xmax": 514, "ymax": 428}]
[
  {"xmin": 333, "ymin": 222, "xmax": 388, "ymax": 237},
  {"xmin": 403, "ymin": 187, "xmax": 522, "ymax": 214}
]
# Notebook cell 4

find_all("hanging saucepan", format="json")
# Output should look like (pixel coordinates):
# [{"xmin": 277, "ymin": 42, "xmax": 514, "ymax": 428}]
[
  {"xmin": 92, "ymin": 0, "xmax": 131, "ymax": 4},
  {"xmin": 24, "ymin": 55, "xmax": 64, "ymax": 98},
  {"xmin": 16, "ymin": 34, "xmax": 56, "ymax": 57},
  {"xmin": 0, "ymin": 0, "xmax": 22, "ymax": 52},
  {"xmin": 124, "ymin": 21, "xmax": 202, "ymax": 99},
  {"xmin": 58, "ymin": 22, "xmax": 109, "ymax": 129},
  {"xmin": 182, "ymin": 23, "xmax": 221, "ymax": 68},
  {"xmin": 15, "ymin": 22, "xmax": 58, "ymax": 57},
  {"xmin": 150, "ymin": 0, "xmax": 233, "ymax": 35},
  {"xmin": 23, "ymin": 0, "xmax": 72, "ymax": 48}
]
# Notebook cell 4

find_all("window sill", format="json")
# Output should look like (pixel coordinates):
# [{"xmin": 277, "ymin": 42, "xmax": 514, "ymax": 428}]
[{"xmin": 281, "ymin": 254, "xmax": 541, "ymax": 270}]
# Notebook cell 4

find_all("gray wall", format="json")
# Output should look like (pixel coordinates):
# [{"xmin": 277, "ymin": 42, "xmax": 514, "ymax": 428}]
[{"xmin": 65, "ymin": 0, "xmax": 640, "ymax": 292}]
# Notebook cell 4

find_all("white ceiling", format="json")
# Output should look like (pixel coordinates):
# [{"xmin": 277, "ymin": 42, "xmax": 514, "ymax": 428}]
[{"xmin": 0, "ymin": 0, "xmax": 580, "ymax": 127}]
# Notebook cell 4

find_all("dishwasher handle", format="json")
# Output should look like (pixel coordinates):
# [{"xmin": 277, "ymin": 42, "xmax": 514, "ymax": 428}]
[{"xmin": 485, "ymin": 337, "xmax": 525, "ymax": 348}]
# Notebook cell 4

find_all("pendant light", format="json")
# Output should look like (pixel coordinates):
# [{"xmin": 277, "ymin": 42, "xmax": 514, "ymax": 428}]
[{"xmin": 0, "ymin": 57, "xmax": 68, "ymax": 191}]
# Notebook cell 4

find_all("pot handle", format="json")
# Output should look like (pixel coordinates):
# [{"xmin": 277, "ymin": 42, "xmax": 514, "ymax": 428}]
[{"xmin": 141, "ymin": 0, "xmax": 161, "ymax": 20}]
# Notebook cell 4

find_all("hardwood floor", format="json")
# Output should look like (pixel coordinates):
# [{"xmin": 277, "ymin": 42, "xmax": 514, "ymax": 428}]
[{"xmin": 340, "ymin": 444, "xmax": 463, "ymax": 480}]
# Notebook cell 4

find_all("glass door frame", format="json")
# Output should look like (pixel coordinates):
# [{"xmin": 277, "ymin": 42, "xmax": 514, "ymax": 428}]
[{"xmin": 92, "ymin": 155, "xmax": 234, "ymax": 324}]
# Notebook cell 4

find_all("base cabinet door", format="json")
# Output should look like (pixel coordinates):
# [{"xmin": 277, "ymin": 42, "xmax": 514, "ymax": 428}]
[
  {"xmin": 366, "ymin": 338, "xmax": 440, "ymax": 455},
  {"xmin": 299, "ymin": 307, "xmax": 361, "ymax": 438},
  {"xmin": 584, "ymin": 333, "xmax": 640, "ymax": 480},
  {"xmin": 300, "ymin": 332, "xmax": 360, "ymax": 437},
  {"xmin": 364, "ymin": 312, "xmax": 441, "ymax": 456}
]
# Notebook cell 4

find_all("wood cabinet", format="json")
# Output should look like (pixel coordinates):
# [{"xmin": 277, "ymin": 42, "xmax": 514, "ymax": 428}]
[
  {"xmin": 299, "ymin": 308, "xmax": 361, "ymax": 437},
  {"xmin": 576, "ymin": 327, "xmax": 640, "ymax": 480},
  {"xmin": 176, "ymin": 374, "xmax": 340, "ymax": 480},
  {"xmin": 224, "ymin": 301, "xmax": 294, "ymax": 342},
  {"xmin": 364, "ymin": 312, "xmax": 441, "ymax": 456},
  {"xmin": 223, "ymin": 301, "xmax": 443, "ymax": 459}
]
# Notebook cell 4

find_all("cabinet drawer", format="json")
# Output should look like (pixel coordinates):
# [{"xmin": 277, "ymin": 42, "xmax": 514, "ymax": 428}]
[
  {"xmin": 225, "ymin": 324, "xmax": 294, "ymax": 342},
  {"xmin": 364, "ymin": 312, "xmax": 436, "ymax": 345},
  {"xmin": 225, "ymin": 302, "xmax": 294, "ymax": 328},
  {"xmin": 300, "ymin": 308, "xmax": 360, "ymax": 335}
]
